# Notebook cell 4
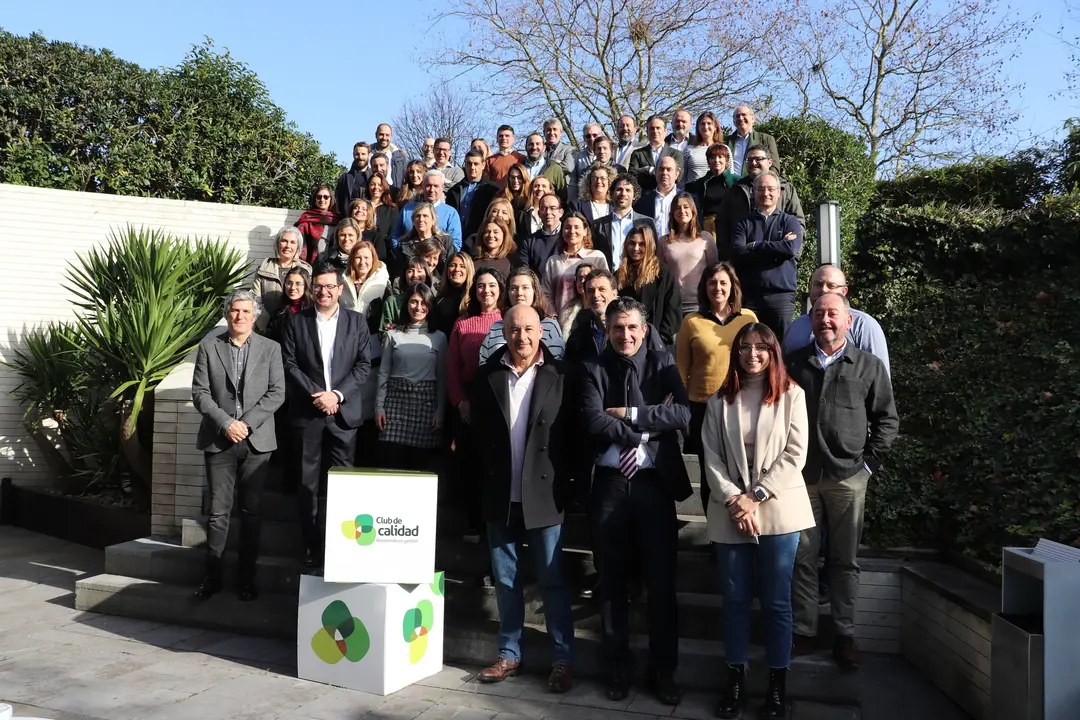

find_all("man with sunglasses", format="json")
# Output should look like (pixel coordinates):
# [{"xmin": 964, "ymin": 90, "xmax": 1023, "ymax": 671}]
[
  {"xmin": 716, "ymin": 145, "xmax": 805, "ymax": 251},
  {"xmin": 280, "ymin": 264, "xmax": 372, "ymax": 568}
]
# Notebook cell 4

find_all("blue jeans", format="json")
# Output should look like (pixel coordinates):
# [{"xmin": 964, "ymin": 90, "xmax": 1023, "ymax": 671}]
[
  {"xmin": 714, "ymin": 532, "xmax": 801, "ymax": 668},
  {"xmin": 487, "ymin": 503, "xmax": 573, "ymax": 665}
]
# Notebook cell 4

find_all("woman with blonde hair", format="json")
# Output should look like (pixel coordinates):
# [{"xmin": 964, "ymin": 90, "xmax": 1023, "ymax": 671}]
[
  {"xmin": 615, "ymin": 224, "xmax": 680, "ymax": 346},
  {"xmin": 519, "ymin": 174, "xmax": 553, "ymax": 237},
  {"xmin": 472, "ymin": 217, "xmax": 520, "ymax": 277},
  {"xmin": 541, "ymin": 212, "xmax": 608, "ymax": 316},
  {"xmin": 703, "ymin": 322, "xmax": 812, "ymax": 720},
  {"xmin": 470, "ymin": 138, "xmax": 492, "ymax": 165},
  {"xmin": 660, "ymin": 192, "xmax": 718, "ymax": 315},
  {"xmin": 394, "ymin": 202, "xmax": 453, "ymax": 278},
  {"xmin": 432, "ymin": 251, "xmax": 475, "ymax": 336}
]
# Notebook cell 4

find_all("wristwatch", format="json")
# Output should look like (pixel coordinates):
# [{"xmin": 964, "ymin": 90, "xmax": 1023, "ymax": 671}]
[{"xmin": 753, "ymin": 487, "xmax": 770, "ymax": 502}]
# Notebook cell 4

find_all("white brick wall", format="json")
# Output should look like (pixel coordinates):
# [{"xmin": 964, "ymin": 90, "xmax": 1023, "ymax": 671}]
[{"xmin": 0, "ymin": 183, "xmax": 299, "ymax": 487}]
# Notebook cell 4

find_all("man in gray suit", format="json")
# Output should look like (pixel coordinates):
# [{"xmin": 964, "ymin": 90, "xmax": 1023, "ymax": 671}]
[{"xmin": 191, "ymin": 289, "xmax": 286, "ymax": 602}]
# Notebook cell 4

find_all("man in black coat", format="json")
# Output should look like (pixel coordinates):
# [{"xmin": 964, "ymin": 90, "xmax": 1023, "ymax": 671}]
[
  {"xmin": 468, "ymin": 305, "xmax": 576, "ymax": 692},
  {"xmin": 447, "ymin": 149, "xmax": 501, "ymax": 254},
  {"xmin": 580, "ymin": 296, "xmax": 691, "ymax": 706},
  {"xmin": 280, "ymin": 265, "xmax": 371, "ymax": 567},
  {"xmin": 334, "ymin": 142, "xmax": 373, "ymax": 212}
]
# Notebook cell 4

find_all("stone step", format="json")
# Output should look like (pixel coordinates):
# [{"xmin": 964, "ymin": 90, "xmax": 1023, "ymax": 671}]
[
  {"xmin": 72, "ymin": 572, "xmax": 858, "ymax": 702},
  {"xmin": 181, "ymin": 512, "xmax": 713, "ymax": 555},
  {"xmin": 75, "ymin": 573, "xmax": 296, "ymax": 639}
]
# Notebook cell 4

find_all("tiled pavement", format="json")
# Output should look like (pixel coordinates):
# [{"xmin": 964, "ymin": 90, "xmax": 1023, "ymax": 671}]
[{"xmin": 0, "ymin": 527, "xmax": 968, "ymax": 719}]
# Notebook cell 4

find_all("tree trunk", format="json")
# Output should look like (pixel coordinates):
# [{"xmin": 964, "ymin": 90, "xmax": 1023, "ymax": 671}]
[{"xmin": 119, "ymin": 402, "xmax": 152, "ymax": 512}]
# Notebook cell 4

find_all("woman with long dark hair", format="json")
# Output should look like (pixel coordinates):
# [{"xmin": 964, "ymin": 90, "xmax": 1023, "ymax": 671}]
[
  {"xmin": 253, "ymin": 227, "xmax": 312, "ymax": 333},
  {"xmin": 366, "ymin": 172, "xmax": 398, "ymax": 261},
  {"xmin": 478, "ymin": 266, "xmax": 565, "ymax": 364},
  {"xmin": 660, "ymin": 192, "xmax": 718, "ymax": 315},
  {"xmin": 380, "ymin": 255, "xmax": 437, "ymax": 333},
  {"xmin": 375, "ymin": 283, "xmax": 447, "ymax": 470},
  {"xmin": 396, "ymin": 159, "xmax": 426, "ymax": 207},
  {"xmin": 541, "ymin": 212, "xmax": 608, "ymax": 317},
  {"xmin": 294, "ymin": 184, "xmax": 339, "ymax": 264},
  {"xmin": 702, "ymin": 322, "xmax": 813, "ymax": 720},
  {"xmin": 472, "ymin": 217, "xmax": 520, "ymax": 277},
  {"xmin": 615, "ymin": 224, "xmax": 680, "ymax": 347}
]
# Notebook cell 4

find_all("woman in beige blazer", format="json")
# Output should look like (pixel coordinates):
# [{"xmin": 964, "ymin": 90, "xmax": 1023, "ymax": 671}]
[{"xmin": 702, "ymin": 322, "xmax": 813, "ymax": 720}]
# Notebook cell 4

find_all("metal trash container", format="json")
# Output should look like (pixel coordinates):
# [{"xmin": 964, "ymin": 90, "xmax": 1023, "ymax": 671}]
[
  {"xmin": 992, "ymin": 613, "xmax": 1044, "ymax": 720},
  {"xmin": 995, "ymin": 541, "xmax": 1080, "ymax": 720}
]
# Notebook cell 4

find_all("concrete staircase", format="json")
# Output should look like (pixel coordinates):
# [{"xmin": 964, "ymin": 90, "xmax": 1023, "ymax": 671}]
[{"xmin": 74, "ymin": 455, "xmax": 868, "ymax": 703}]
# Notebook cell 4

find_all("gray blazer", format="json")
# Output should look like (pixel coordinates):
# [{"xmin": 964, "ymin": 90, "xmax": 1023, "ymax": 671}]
[{"xmin": 192, "ymin": 330, "xmax": 286, "ymax": 453}]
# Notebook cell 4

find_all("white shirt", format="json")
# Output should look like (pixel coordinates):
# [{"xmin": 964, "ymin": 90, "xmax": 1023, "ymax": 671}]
[
  {"xmin": 649, "ymin": 144, "xmax": 664, "ymax": 169},
  {"xmin": 653, "ymin": 186, "xmax": 678, "ymax": 238},
  {"xmin": 503, "ymin": 354, "xmax": 544, "ymax": 502},
  {"xmin": 668, "ymin": 136, "xmax": 689, "ymax": 154},
  {"xmin": 597, "ymin": 407, "xmax": 653, "ymax": 469},
  {"xmin": 815, "ymin": 339, "xmax": 847, "ymax": 370},
  {"xmin": 316, "ymin": 307, "xmax": 340, "ymax": 393},
  {"xmin": 732, "ymin": 133, "xmax": 751, "ymax": 175},
  {"xmin": 615, "ymin": 141, "xmax": 636, "ymax": 168},
  {"xmin": 610, "ymin": 209, "xmax": 635, "ymax": 268}
]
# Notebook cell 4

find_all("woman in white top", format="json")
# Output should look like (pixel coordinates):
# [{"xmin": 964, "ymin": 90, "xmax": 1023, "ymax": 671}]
[
  {"xmin": 684, "ymin": 111, "xmax": 724, "ymax": 183},
  {"xmin": 569, "ymin": 162, "xmax": 616, "ymax": 224},
  {"xmin": 702, "ymin": 322, "xmax": 814, "ymax": 720},
  {"xmin": 541, "ymin": 212, "xmax": 609, "ymax": 317}
]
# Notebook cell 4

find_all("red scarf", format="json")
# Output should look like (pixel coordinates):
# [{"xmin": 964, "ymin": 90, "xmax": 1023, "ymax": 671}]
[{"xmin": 295, "ymin": 209, "xmax": 338, "ymax": 265}]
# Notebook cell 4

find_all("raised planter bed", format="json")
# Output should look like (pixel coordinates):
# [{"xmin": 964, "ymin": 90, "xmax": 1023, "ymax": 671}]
[{"xmin": 0, "ymin": 477, "xmax": 149, "ymax": 549}]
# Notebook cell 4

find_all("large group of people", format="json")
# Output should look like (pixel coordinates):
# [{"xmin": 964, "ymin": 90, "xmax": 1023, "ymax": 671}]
[{"xmin": 189, "ymin": 110, "xmax": 898, "ymax": 720}]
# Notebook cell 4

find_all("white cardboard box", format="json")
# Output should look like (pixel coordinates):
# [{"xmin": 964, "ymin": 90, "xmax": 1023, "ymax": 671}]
[
  {"xmin": 324, "ymin": 469, "xmax": 438, "ymax": 584},
  {"xmin": 297, "ymin": 572, "xmax": 445, "ymax": 695}
]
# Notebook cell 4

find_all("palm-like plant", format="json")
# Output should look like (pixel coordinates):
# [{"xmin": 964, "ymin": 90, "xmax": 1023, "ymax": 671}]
[{"xmin": 64, "ymin": 225, "xmax": 247, "ymax": 505}]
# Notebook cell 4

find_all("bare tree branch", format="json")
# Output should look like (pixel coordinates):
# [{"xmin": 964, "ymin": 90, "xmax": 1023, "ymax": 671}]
[
  {"xmin": 433, "ymin": 0, "xmax": 776, "ymax": 147},
  {"xmin": 390, "ymin": 84, "xmax": 491, "ymax": 163},
  {"xmin": 766, "ymin": 0, "xmax": 1032, "ymax": 175}
]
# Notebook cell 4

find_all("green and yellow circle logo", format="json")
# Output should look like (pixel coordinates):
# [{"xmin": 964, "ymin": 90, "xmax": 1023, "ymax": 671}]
[
  {"xmin": 311, "ymin": 600, "xmax": 370, "ymax": 664},
  {"xmin": 402, "ymin": 600, "xmax": 435, "ymax": 664},
  {"xmin": 341, "ymin": 514, "xmax": 376, "ymax": 546}
]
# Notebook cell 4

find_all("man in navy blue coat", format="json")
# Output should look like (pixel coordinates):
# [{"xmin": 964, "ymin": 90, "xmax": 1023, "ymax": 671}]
[{"xmin": 730, "ymin": 172, "xmax": 803, "ymax": 342}]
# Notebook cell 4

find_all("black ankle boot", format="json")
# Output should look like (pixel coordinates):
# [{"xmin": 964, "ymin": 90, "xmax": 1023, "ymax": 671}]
[
  {"xmin": 759, "ymin": 667, "xmax": 787, "ymax": 720},
  {"xmin": 714, "ymin": 663, "xmax": 746, "ymax": 718}
]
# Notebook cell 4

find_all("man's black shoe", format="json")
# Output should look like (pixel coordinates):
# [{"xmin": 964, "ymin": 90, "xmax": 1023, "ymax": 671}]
[
  {"xmin": 648, "ymin": 672, "xmax": 682, "ymax": 706},
  {"xmin": 193, "ymin": 576, "xmax": 222, "ymax": 601},
  {"xmin": 604, "ymin": 669, "xmax": 631, "ymax": 701}
]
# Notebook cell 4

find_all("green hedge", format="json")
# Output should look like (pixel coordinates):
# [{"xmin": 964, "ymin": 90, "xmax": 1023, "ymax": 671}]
[{"xmin": 863, "ymin": 265, "xmax": 1080, "ymax": 561}]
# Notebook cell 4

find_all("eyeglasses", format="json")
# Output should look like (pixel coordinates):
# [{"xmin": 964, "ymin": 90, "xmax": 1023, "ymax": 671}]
[
  {"xmin": 812, "ymin": 281, "xmax": 848, "ymax": 290},
  {"xmin": 746, "ymin": 156, "xmax": 769, "ymax": 164},
  {"xmin": 285, "ymin": 281, "xmax": 306, "ymax": 289},
  {"xmin": 313, "ymin": 283, "xmax": 340, "ymax": 293},
  {"xmin": 738, "ymin": 343, "xmax": 771, "ymax": 354},
  {"xmin": 315, "ymin": 194, "xmax": 332, "ymax": 200}
]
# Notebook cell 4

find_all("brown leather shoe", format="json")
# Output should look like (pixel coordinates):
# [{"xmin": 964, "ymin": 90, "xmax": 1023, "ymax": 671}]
[
  {"xmin": 477, "ymin": 657, "xmax": 520, "ymax": 683},
  {"xmin": 792, "ymin": 633, "xmax": 816, "ymax": 656},
  {"xmin": 547, "ymin": 664, "xmax": 573, "ymax": 693},
  {"xmin": 833, "ymin": 635, "xmax": 861, "ymax": 671}
]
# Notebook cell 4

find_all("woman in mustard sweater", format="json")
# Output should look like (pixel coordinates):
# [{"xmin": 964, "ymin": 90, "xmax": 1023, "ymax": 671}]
[{"xmin": 676, "ymin": 262, "xmax": 757, "ymax": 505}]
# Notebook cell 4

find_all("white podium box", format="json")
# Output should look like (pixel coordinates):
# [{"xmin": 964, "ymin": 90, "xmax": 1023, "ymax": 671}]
[
  {"xmin": 324, "ymin": 468, "xmax": 438, "ymax": 584},
  {"xmin": 297, "ymin": 572, "xmax": 445, "ymax": 696}
]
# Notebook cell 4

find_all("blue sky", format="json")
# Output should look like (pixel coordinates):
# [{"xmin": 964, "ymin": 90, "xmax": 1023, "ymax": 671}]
[{"xmin": 3, "ymin": 0, "xmax": 1077, "ymax": 164}]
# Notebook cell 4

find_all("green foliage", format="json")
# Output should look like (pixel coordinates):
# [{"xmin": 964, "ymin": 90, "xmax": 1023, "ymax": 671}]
[
  {"xmin": 863, "ymin": 268, "xmax": 1080, "ymax": 562},
  {"xmin": 854, "ymin": 140, "xmax": 1080, "ymax": 561},
  {"xmin": 0, "ymin": 31, "xmax": 343, "ymax": 207},
  {"xmin": 756, "ymin": 116, "xmax": 877, "ymax": 301},
  {"xmin": 872, "ymin": 152, "xmax": 1059, "ymax": 210},
  {"xmin": 5, "ymin": 226, "xmax": 246, "ymax": 502},
  {"xmin": 66, "ymin": 226, "xmax": 247, "ymax": 427}
]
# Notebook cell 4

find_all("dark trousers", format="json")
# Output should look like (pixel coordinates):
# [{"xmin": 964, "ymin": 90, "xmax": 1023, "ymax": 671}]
[
  {"xmin": 378, "ymin": 442, "xmax": 438, "ymax": 472},
  {"xmin": 297, "ymin": 414, "xmax": 357, "ymax": 555},
  {"xmin": 451, "ymin": 407, "xmax": 483, "ymax": 532},
  {"xmin": 204, "ymin": 440, "xmax": 271, "ymax": 581},
  {"xmin": 744, "ymin": 291, "xmax": 796, "ymax": 343},
  {"xmin": 589, "ymin": 467, "xmax": 679, "ymax": 675}
]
